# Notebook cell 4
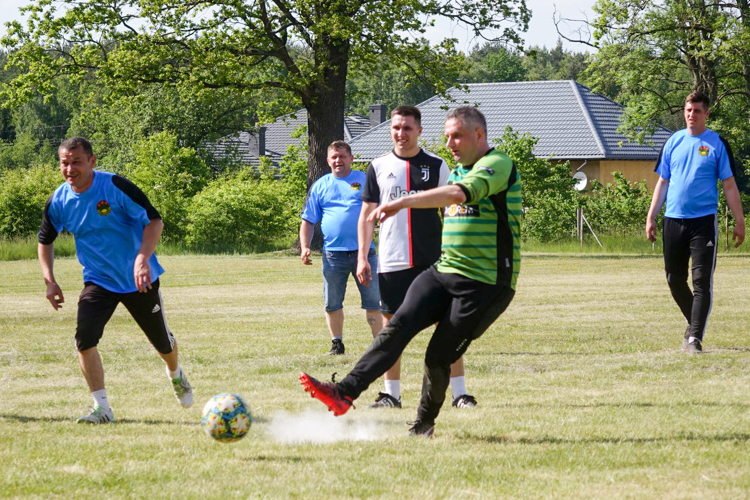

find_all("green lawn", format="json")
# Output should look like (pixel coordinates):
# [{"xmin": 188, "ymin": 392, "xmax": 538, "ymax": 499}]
[{"xmin": 1, "ymin": 253, "xmax": 749, "ymax": 499}]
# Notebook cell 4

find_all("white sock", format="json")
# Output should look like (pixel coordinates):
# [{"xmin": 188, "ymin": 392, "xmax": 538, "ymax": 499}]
[
  {"xmin": 91, "ymin": 389, "xmax": 110, "ymax": 411},
  {"xmin": 384, "ymin": 379, "xmax": 401, "ymax": 400},
  {"xmin": 167, "ymin": 365, "xmax": 182, "ymax": 380},
  {"xmin": 450, "ymin": 376, "xmax": 467, "ymax": 399},
  {"xmin": 333, "ymin": 336, "xmax": 343, "ymax": 341},
  {"xmin": 688, "ymin": 336, "xmax": 699, "ymax": 344}
]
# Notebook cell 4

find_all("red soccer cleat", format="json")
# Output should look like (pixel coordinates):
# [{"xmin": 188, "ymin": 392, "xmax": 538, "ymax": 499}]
[{"xmin": 299, "ymin": 372, "xmax": 354, "ymax": 416}]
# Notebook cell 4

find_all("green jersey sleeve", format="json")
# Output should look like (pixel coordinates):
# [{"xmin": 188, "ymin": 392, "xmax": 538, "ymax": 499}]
[{"xmin": 456, "ymin": 151, "xmax": 515, "ymax": 204}]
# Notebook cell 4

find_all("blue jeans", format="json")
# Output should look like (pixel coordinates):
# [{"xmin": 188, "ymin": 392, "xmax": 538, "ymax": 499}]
[{"xmin": 322, "ymin": 249, "xmax": 381, "ymax": 312}]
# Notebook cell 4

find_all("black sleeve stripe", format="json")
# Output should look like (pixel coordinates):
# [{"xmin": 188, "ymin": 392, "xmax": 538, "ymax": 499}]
[
  {"xmin": 361, "ymin": 162, "xmax": 380, "ymax": 203},
  {"xmin": 112, "ymin": 175, "xmax": 162, "ymax": 220},
  {"xmin": 508, "ymin": 162, "xmax": 518, "ymax": 189},
  {"xmin": 719, "ymin": 135, "xmax": 738, "ymax": 177},
  {"xmin": 38, "ymin": 195, "xmax": 59, "ymax": 244},
  {"xmin": 654, "ymin": 141, "xmax": 667, "ymax": 173},
  {"xmin": 457, "ymin": 183, "xmax": 472, "ymax": 204}
]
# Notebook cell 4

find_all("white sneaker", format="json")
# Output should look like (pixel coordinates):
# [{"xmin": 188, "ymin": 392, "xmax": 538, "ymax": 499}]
[
  {"xmin": 171, "ymin": 370, "xmax": 194, "ymax": 408},
  {"xmin": 77, "ymin": 405, "xmax": 115, "ymax": 424}
]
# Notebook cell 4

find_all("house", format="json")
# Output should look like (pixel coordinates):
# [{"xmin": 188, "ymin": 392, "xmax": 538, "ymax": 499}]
[
  {"xmin": 205, "ymin": 104, "xmax": 388, "ymax": 169},
  {"xmin": 349, "ymin": 81, "xmax": 673, "ymax": 190}
]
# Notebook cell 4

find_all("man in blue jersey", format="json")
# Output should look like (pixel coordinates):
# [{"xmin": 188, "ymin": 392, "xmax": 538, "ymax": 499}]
[
  {"xmin": 38, "ymin": 137, "xmax": 193, "ymax": 424},
  {"xmin": 646, "ymin": 91, "xmax": 745, "ymax": 354},
  {"xmin": 300, "ymin": 141, "xmax": 384, "ymax": 355}
]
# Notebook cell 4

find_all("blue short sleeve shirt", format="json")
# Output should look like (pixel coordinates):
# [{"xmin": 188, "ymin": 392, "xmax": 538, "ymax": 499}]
[
  {"xmin": 39, "ymin": 171, "xmax": 165, "ymax": 293},
  {"xmin": 300, "ymin": 170, "xmax": 373, "ymax": 251},
  {"xmin": 656, "ymin": 128, "xmax": 735, "ymax": 219}
]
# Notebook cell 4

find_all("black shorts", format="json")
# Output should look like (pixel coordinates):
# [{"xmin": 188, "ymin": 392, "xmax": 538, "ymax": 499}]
[
  {"xmin": 378, "ymin": 265, "xmax": 430, "ymax": 315},
  {"xmin": 76, "ymin": 279, "xmax": 175, "ymax": 354}
]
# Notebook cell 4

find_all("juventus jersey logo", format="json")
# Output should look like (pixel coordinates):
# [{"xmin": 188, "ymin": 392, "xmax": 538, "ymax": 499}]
[{"xmin": 421, "ymin": 167, "xmax": 430, "ymax": 182}]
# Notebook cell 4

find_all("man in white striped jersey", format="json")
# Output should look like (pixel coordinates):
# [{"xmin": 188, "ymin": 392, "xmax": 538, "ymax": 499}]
[{"xmin": 356, "ymin": 105, "xmax": 477, "ymax": 409}]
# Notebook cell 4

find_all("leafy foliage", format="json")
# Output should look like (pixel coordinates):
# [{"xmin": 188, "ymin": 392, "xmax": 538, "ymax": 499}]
[
  {"xmin": 124, "ymin": 132, "xmax": 213, "ymax": 242},
  {"xmin": 185, "ymin": 170, "xmax": 295, "ymax": 251},
  {"xmin": 0, "ymin": 162, "xmax": 60, "ymax": 237}
]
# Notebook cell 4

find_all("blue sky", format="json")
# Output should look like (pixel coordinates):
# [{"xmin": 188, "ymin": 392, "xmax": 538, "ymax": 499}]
[{"xmin": 0, "ymin": 0, "xmax": 597, "ymax": 53}]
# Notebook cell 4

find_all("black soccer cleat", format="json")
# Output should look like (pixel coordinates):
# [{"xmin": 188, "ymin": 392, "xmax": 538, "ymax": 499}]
[
  {"xmin": 369, "ymin": 392, "xmax": 402, "ymax": 409},
  {"xmin": 327, "ymin": 339, "xmax": 345, "ymax": 355},
  {"xmin": 685, "ymin": 338, "xmax": 702, "ymax": 355},
  {"xmin": 452, "ymin": 394, "xmax": 478, "ymax": 409},
  {"xmin": 407, "ymin": 420, "xmax": 435, "ymax": 438}
]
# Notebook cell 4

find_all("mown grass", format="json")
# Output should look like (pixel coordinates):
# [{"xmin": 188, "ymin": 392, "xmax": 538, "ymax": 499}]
[
  {"xmin": 1, "ymin": 254, "xmax": 750, "ymax": 499},
  {"xmin": 3, "ymin": 230, "xmax": 749, "ymax": 261}
]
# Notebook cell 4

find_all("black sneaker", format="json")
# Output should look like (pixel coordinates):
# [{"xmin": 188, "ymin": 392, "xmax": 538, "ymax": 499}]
[
  {"xmin": 686, "ymin": 338, "xmax": 702, "ymax": 355},
  {"xmin": 369, "ymin": 392, "xmax": 402, "ymax": 409},
  {"xmin": 407, "ymin": 420, "xmax": 435, "ymax": 438},
  {"xmin": 452, "ymin": 394, "xmax": 478, "ymax": 408},
  {"xmin": 327, "ymin": 339, "xmax": 344, "ymax": 355}
]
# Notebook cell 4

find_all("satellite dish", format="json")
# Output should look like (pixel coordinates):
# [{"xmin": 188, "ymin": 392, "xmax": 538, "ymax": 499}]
[{"xmin": 573, "ymin": 171, "xmax": 588, "ymax": 191}]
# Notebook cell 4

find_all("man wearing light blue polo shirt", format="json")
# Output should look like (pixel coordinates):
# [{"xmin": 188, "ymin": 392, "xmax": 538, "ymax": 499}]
[
  {"xmin": 646, "ymin": 91, "xmax": 745, "ymax": 354},
  {"xmin": 300, "ymin": 141, "xmax": 384, "ymax": 355}
]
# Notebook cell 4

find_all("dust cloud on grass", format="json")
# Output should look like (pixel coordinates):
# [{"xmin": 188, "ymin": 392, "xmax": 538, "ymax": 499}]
[{"xmin": 267, "ymin": 409, "xmax": 392, "ymax": 443}]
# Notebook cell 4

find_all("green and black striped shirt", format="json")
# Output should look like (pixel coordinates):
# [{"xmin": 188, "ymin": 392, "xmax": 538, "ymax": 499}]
[{"xmin": 437, "ymin": 149, "xmax": 521, "ymax": 289}]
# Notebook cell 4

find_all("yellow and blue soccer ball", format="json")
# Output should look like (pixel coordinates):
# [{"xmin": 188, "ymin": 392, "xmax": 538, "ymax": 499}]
[{"xmin": 201, "ymin": 393, "xmax": 252, "ymax": 443}]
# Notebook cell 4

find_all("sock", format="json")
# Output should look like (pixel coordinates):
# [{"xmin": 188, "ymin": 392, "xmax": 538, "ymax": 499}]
[
  {"xmin": 384, "ymin": 379, "xmax": 401, "ymax": 400},
  {"xmin": 688, "ymin": 336, "xmax": 699, "ymax": 344},
  {"xmin": 91, "ymin": 389, "xmax": 110, "ymax": 411},
  {"xmin": 167, "ymin": 365, "xmax": 182, "ymax": 380},
  {"xmin": 450, "ymin": 376, "xmax": 467, "ymax": 399},
  {"xmin": 333, "ymin": 336, "xmax": 343, "ymax": 342}
]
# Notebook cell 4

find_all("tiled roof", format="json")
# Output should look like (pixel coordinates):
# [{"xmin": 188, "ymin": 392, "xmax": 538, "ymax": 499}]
[
  {"xmin": 205, "ymin": 109, "xmax": 372, "ymax": 167},
  {"xmin": 349, "ymin": 81, "xmax": 673, "ymax": 162}
]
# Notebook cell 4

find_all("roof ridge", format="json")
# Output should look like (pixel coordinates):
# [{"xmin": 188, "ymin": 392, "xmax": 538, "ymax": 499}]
[{"xmin": 570, "ymin": 81, "xmax": 607, "ymax": 157}]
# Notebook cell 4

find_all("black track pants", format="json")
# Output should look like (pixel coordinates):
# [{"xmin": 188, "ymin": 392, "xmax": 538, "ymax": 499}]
[
  {"xmin": 337, "ymin": 266, "xmax": 514, "ymax": 422},
  {"xmin": 662, "ymin": 214, "xmax": 718, "ymax": 341}
]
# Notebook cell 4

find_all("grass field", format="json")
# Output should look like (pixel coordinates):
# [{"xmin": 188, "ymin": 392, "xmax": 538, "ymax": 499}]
[{"xmin": 1, "ymin": 253, "xmax": 750, "ymax": 499}]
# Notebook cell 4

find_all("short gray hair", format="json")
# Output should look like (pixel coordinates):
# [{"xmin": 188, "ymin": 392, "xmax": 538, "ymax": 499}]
[{"xmin": 446, "ymin": 106, "xmax": 487, "ymax": 135}]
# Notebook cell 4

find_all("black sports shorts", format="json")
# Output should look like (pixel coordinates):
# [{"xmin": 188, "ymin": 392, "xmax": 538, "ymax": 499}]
[
  {"xmin": 378, "ymin": 265, "xmax": 430, "ymax": 315},
  {"xmin": 75, "ymin": 279, "xmax": 175, "ymax": 354}
]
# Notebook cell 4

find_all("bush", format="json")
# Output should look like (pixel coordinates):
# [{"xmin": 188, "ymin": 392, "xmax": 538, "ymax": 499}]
[
  {"xmin": 584, "ymin": 172, "xmax": 654, "ymax": 234},
  {"xmin": 186, "ymin": 170, "xmax": 296, "ymax": 251},
  {"xmin": 124, "ymin": 132, "xmax": 212, "ymax": 242},
  {"xmin": 0, "ymin": 163, "xmax": 62, "ymax": 238}
]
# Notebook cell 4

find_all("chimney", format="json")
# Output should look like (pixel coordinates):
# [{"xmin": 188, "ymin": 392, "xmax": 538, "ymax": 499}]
[
  {"xmin": 369, "ymin": 104, "xmax": 387, "ymax": 128},
  {"xmin": 257, "ymin": 126, "xmax": 266, "ymax": 157}
]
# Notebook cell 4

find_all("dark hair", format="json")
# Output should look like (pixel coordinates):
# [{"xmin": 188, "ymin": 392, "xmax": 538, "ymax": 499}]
[
  {"xmin": 328, "ymin": 140, "xmax": 352, "ymax": 155},
  {"xmin": 391, "ymin": 106, "xmax": 421, "ymax": 126},
  {"xmin": 685, "ymin": 91, "xmax": 710, "ymax": 109},
  {"xmin": 59, "ymin": 137, "xmax": 94, "ymax": 157},
  {"xmin": 446, "ymin": 106, "xmax": 487, "ymax": 134}
]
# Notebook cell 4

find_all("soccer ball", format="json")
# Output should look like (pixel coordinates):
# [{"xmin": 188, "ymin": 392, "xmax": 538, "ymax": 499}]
[{"xmin": 201, "ymin": 393, "xmax": 252, "ymax": 443}]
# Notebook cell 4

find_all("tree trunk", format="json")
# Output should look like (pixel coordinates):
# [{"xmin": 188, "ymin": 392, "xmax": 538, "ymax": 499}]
[{"xmin": 297, "ymin": 36, "xmax": 350, "ymax": 251}]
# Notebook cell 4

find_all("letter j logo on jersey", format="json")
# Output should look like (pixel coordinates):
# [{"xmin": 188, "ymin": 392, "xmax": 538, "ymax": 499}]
[
  {"xmin": 96, "ymin": 200, "xmax": 111, "ymax": 216},
  {"xmin": 698, "ymin": 146, "xmax": 709, "ymax": 156}
]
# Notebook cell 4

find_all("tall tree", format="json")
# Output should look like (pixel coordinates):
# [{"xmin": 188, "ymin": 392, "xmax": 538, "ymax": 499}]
[
  {"xmin": 557, "ymin": 0, "xmax": 750, "ymax": 153},
  {"xmin": 2, "ymin": 0, "xmax": 530, "ymax": 190}
]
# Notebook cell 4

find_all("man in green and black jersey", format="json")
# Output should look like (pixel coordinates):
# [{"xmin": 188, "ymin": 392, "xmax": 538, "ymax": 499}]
[{"xmin": 300, "ymin": 107, "xmax": 520, "ymax": 437}]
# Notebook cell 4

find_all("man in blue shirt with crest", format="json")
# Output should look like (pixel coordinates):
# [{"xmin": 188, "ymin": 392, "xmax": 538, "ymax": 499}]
[
  {"xmin": 38, "ymin": 137, "xmax": 193, "ymax": 423},
  {"xmin": 300, "ymin": 141, "xmax": 384, "ymax": 355},
  {"xmin": 646, "ymin": 92, "xmax": 745, "ymax": 354}
]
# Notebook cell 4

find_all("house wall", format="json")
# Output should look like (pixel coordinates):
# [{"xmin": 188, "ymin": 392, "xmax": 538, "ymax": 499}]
[{"xmin": 557, "ymin": 159, "xmax": 660, "ymax": 191}]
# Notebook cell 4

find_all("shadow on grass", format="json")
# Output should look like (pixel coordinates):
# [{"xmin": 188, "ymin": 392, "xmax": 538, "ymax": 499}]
[
  {"xmin": 465, "ymin": 432, "xmax": 750, "ymax": 445},
  {"xmin": 0, "ymin": 413, "xmax": 268, "ymax": 425}
]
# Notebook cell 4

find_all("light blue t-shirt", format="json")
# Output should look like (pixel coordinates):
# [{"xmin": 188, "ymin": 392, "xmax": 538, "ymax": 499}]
[
  {"xmin": 39, "ymin": 171, "xmax": 165, "ymax": 293},
  {"xmin": 301, "ymin": 170, "xmax": 373, "ymax": 251},
  {"xmin": 655, "ymin": 128, "xmax": 735, "ymax": 219}
]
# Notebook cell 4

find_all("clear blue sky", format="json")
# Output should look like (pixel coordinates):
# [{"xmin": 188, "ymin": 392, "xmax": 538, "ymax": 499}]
[{"xmin": 0, "ymin": 0, "xmax": 597, "ymax": 53}]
